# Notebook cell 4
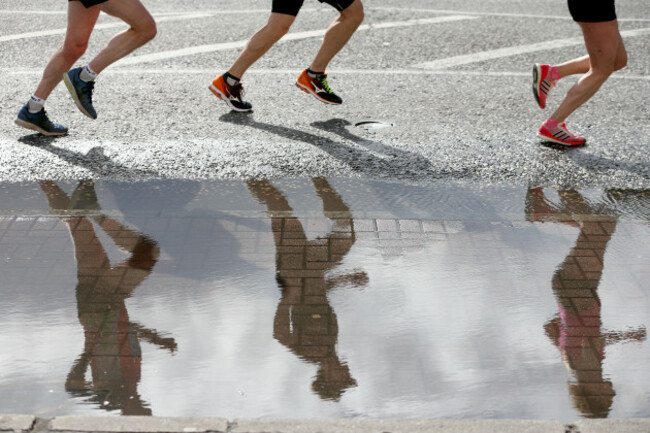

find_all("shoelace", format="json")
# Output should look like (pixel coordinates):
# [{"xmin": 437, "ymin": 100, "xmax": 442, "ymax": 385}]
[
  {"xmin": 81, "ymin": 81, "xmax": 95, "ymax": 100},
  {"xmin": 228, "ymin": 83, "xmax": 245, "ymax": 100},
  {"xmin": 316, "ymin": 75, "xmax": 333, "ymax": 94},
  {"xmin": 41, "ymin": 110, "xmax": 55, "ymax": 128}
]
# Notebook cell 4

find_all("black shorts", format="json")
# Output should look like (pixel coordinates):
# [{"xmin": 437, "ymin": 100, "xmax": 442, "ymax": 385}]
[
  {"xmin": 68, "ymin": 0, "xmax": 108, "ymax": 8},
  {"xmin": 272, "ymin": 0, "xmax": 355, "ymax": 17},
  {"xmin": 568, "ymin": 0, "xmax": 616, "ymax": 22}
]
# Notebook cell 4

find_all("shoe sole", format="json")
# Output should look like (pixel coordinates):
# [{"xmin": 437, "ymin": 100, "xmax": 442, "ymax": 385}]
[
  {"xmin": 295, "ymin": 82, "xmax": 342, "ymax": 105},
  {"xmin": 532, "ymin": 64, "xmax": 544, "ymax": 109},
  {"xmin": 14, "ymin": 118, "xmax": 67, "ymax": 136},
  {"xmin": 209, "ymin": 84, "xmax": 252, "ymax": 112},
  {"xmin": 537, "ymin": 132, "xmax": 585, "ymax": 146},
  {"xmin": 63, "ymin": 72, "xmax": 97, "ymax": 119}
]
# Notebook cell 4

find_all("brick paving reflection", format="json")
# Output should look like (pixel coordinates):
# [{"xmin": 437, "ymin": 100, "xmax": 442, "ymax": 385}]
[{"xmin": 526, "ymin": 188, "xmax": 647, "ymax": 418}]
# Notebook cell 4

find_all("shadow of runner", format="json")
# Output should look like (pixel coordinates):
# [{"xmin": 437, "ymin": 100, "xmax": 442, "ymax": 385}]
[
  {"xmin": 526, "ymin": 187, "xmax": 647, "ymax": 418},
  {"xmin": 39, "ymin": 180, "xmax": 176, "ymax": 415},
  {"xmin": 247, "ymin": 177, "xmax": 367, "ymax": 400},
  {"xmin": 19, "ymin": 136, "xmax": 157, "ymax": 179},
  {"xmin": 220, "ymin": 113, "xmax": 460, "ymax": 179}
]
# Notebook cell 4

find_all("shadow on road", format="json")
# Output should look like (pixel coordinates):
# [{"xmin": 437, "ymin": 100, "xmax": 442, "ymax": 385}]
[{"xmin": 219, "ymin": 112, "xmax": 469, "ymax": 179}]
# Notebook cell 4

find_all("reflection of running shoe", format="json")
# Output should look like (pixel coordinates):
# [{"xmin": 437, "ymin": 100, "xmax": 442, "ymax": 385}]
[
  {"xmin": 209, "ymin": 75, "xmax": 252, "ymax": 112},
  {"xmin": 14, "ymin": 105, "xmax": 68, "ymax": 136},
  {"xmin": 295, "ymin": 69, "xmax": 342, "ymax": 105},
  {"xmin": 63, "ymin": 67, "xmax": 97, "ymax": 119},
  {"xmin": 538, "ymin": 121, "xmax": 586, "ymax": 146},
  {"xmin": 532, "ymin": 63, "xmax": 555, "ymax": 109}
]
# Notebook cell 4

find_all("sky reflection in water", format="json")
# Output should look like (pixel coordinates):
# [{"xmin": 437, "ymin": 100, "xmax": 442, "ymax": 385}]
[{"xmin": 0, "ymin": 179, "xmax": 648, "ymax": 420}]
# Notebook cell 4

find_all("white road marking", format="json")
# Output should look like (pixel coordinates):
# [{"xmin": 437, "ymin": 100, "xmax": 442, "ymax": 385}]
[
  {"xmin": 114, "ymin": 15, "xmax": 478, "ymax": 66},
  {"xmin": 0, "ymin": 12, "xmax": 214, "ymax": 43},
  {"xmin": 372, "ymin": 7, "xmax": 650, "ymax": 22},
  {"xmin": 0, "ymin": 10, "xmax": 67, "ymax": 15},
  {"xmin": 3, "ymin": 67, "xmax": 648, "ymax": 81},
  {"xmin": 414, "ymin": 27, "xmax": 650, "ymax": 70}
]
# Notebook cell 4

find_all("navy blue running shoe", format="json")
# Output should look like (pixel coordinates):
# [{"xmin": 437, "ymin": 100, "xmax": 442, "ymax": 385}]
[
  {"xmin": 63, "ymin": 67, "xmax": 97, "ymax": 119},
  {"xmin": 15, "ymin": 105, "xmax": 68, "ymax": 136}
]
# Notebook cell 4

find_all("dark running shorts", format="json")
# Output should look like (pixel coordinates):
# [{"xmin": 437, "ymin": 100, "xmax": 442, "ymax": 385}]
[
  {"xmin": 568, "ymin": 0, "xmax": 616, "ymax": 22},
  {"xmin": 272, "ymin": 0, "xmax": 356, "ymax": 17},
  {"xmin": 68, "ymin": 0, "xmax": 109, "ymax": 8}
]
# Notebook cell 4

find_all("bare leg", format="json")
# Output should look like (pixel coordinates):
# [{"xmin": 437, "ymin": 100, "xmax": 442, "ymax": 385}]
[
  {"xmin": 551, "ymin": 20, "xmax": 627, "ymax": 122},
  {"xmin": 228, "ymin": 13, "xmax": 295, "ymax": 79},
  {"xmin": 33, "ymin": 2, "xmax": 99, "ymax": 100},
  {"xmin": 309, "ymin": 0, "xmax": 364, "ymax": 72},
  {"xmin": 556, "ymin": 55, "xmax": 590, "ymax": 79},
  {"xmin": 88, "ymin": 0, "xmax": 157, "ymax": 73}
]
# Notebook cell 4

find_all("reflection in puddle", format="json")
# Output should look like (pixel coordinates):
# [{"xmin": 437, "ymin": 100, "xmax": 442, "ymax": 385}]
[
  {"xmin": 248, "ymin": 178, "xmax": 364, "ymax": 400},
  {"xmin": 0, "ymin": 179, "xmax": 648, "ymax": 419},
  {"xmin": 526, "ymin": 188, "xmax": 647, "ymax": 418},
  {"xmin": 39, "ymin": 181, "xmax": 176, "ymax": 415}
]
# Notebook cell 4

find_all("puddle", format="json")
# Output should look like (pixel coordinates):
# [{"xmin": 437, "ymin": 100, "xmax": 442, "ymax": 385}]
[{"xmin": 0, "ymin": 179, "xmax": 648, "ymax": 420}]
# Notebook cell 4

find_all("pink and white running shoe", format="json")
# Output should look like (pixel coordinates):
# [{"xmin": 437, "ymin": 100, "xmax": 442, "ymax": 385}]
[
  {"xmin": 538, "ymin": 121, "xmax": 586, "ymax": 146},
  {"xmin": 532, "ymin": 63, "xmax": 556, "ymax": 109}
]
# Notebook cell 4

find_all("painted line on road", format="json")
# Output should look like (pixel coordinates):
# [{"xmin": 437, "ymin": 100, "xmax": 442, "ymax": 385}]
[
  {"xmin": 0, "ymin": 12, "xmax": 216, "ymax": 43},
  {"xmin": 372, "ymin": 7, "xmax": 650, "ymax": 22},
  {"xmin": 0, "ymin": 10, "xmax": 67, "ymax": 14},
  {"xmin": 413, "ymin": 27, "xmax": 650, "ymax": 70},
  {"xmin": 3, "ymin": 67, "xmax": 648, "ymax": 81},
  {"xmin": 114, "ymin": 15, "xmax": 478, "ymax": 66}
]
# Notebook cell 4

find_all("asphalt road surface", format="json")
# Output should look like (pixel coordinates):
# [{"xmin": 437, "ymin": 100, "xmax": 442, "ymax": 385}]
[{"xmin": 1, "ymin": 0, "xmax": 648, "ymax": 188}]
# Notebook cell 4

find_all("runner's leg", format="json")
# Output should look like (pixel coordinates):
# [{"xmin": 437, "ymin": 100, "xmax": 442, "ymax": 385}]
[
  {"xmin": 33, "ymin": 2, "xmax": 99, "ymax": 100},
  {"xmin": 551, "ymin": 20, "xmax": 626, "ymax": 122},
  {"xmin": 555, "ymin": 55, "xmax": 590, "ymax": 79},
  {"xmin": 309, "ymin": 0, "xmax": 363, "ymax": 72},
  {"xmin": 228, "ymin": 13, "xmax": 296, "ymax": 78},
  {"xmin": 88, "ymin": 0, "xmax": 157, "ymax": 73}
]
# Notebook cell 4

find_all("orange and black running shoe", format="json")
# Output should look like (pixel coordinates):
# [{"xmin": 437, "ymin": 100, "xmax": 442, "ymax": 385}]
[
  {"xmin": 209, "ymin": 75, "xmax": 252, "ymax": 112},
  {"xmin": 295, "ymin": 69, "xmax": 342, "ymax": 105}
]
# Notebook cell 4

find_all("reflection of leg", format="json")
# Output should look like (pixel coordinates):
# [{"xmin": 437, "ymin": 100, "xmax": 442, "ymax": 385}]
[
  {"xmin": 229, "ymin": 13, "xmax": 295, "ymax": 78},
  {"xmin": 312, "ymin": 177, "xmax": 351, "ymax": 215},
  {"xmin": 92, "ymin": 216, "xmax": 159, "ymax": 271},
  {"xmin": 246, "ymin": 179, "xmax": 292, "ymax": 213},
  {"xmin": 39, "ymin": 180, "xmax": 75, "ymax": 209},
  {"xmin": 309, "ymin": 0, "xmax": 364, "ymax": 72},
  {"xmin": 550, "ymin": 210, "xmax": 617, "ymax": 417}
]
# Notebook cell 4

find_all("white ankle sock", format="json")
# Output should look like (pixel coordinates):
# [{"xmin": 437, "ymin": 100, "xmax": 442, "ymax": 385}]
[
  {"xmin": 79, "ymin": 65, "xmax": 98, "ymax": 82},
  {"xmin": 27, "ymin": 95, "xmax": 45, "ymax": 113}
]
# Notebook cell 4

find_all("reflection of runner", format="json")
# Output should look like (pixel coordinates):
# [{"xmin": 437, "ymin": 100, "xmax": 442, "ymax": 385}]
[
  {"xmin": 209, "ymin": 0, "xmax": 364, "ymax": 112},
  {"xmin": 532, "ymin": 0, "xmax": 627, "ymax": 146},
  {"xmin": 247, "ymin": 178, "xmax": 366, "ymax": 400},
  {"xmin": 526, "ymin": 188, "xmax": 646, "ymax": 418},
  {"xmin": 15, "ymin": 0, "xmax": 156, "ymax": 135},
  {"xmin": 39, "ymin": 180, "xmax": 176, "ymax": 415}
]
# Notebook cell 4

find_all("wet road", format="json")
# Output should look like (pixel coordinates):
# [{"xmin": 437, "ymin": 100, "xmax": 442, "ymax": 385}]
[
  {"xmin": 0, "ymin": 179, "xmax": 648, "ymax": 419},
  {"xmin": 0, "ymin": 0, "xmax": 649, "ymax": 187}
]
